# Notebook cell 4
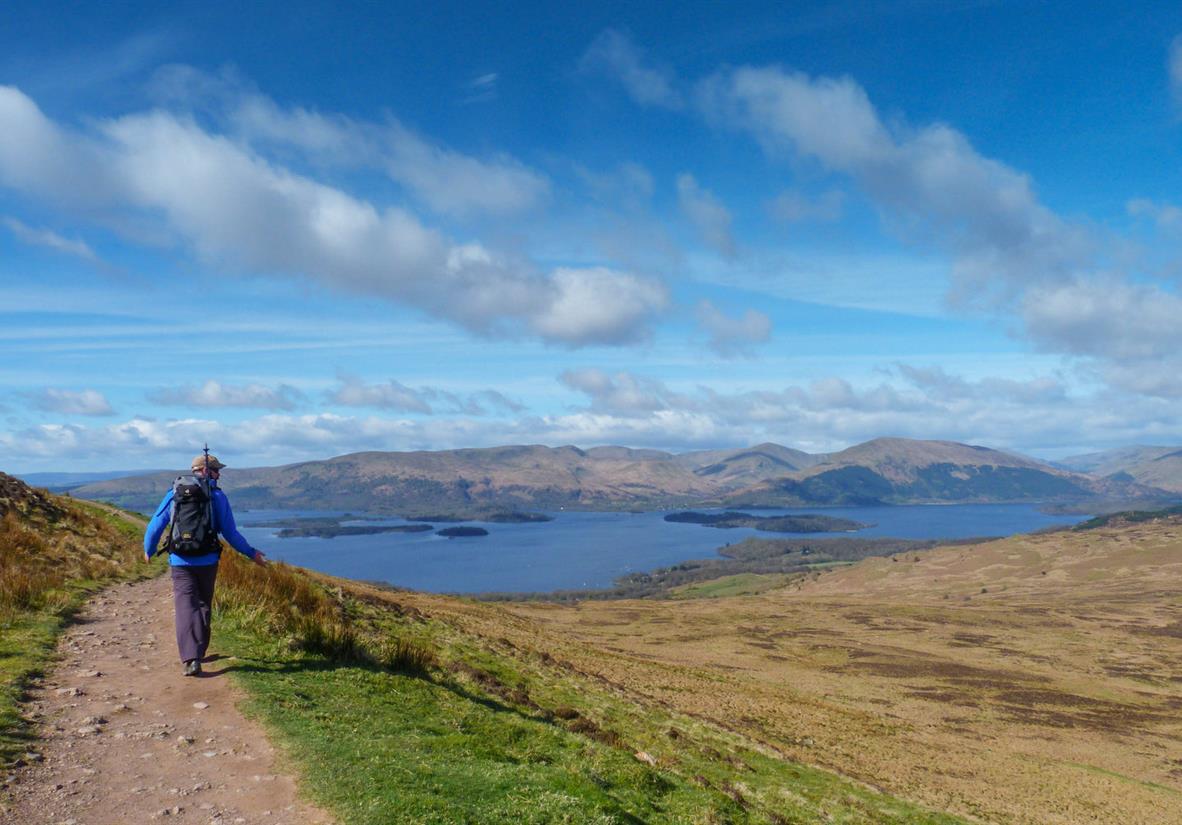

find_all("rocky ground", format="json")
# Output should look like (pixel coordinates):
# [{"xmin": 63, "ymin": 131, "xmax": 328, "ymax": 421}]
[{"xmin": 1, "ymin": 576, "xmax": 334, "ymax": 825}]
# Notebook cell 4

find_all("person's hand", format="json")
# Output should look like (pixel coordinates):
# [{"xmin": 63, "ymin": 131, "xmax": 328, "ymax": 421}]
[
  {"xmin": 252, "ymin": 550, "xmax": 268, "ymax": 567},
  {"xmin": 143, "ymin": 553, "xmax": 152, "ymax": 563}
]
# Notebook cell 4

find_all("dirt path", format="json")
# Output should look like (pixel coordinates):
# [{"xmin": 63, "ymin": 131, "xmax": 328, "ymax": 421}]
[{"xmin": 1, "ymin": 575, "xmax": 335, "ymax": 825}]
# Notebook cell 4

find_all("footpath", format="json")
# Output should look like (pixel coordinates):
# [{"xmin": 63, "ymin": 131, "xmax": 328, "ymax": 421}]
[{"xmin": 1, "ymin": 575, "xmax": 334, "ymax": 825}]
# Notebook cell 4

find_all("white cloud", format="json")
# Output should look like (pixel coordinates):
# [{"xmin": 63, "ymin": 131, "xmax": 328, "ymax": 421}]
[
  {"xmin": 2, "ymin": 217, "xmax": 100, "ymax": 262},
  {"xmin": 695, "ymin": 300, "xmax": 771, "ymax": 357},
  {"xmin": 576, "ymin": 161, "xmax": 655, "ymax": 207},
  {"xmin": 150, "ymin": 380, "xmax": 304, "ymax": 410},
  {"xmin": 0, "ymin": 85, "xmax": 665, "ymax": 347},
  {"xmin": 676, "ymin": 173, "xmax": 737, "ymax": 258},
  {"xmin": 329, "ymin": 375, "xmax": 526, "ymax": 416},
  {"xmin": 692, "ymin": 63, "xmax": 1182, "ymax": 404},
  {"xmin": 767, "ymin": 189, "xmax": 845, "ymax": 223},
  {"xmin": 529, "ymin": 267, "xmax": 668, "ymax": 346},
  {"xmin": 461, "ymin": 72, "xmax": 498, "ymax": 104},
  {"xmin": 154, "ymin": 66, "xmax": 549, "ymax": 217},
  {"xmin": 559, "ymin": 369, "xmax": 690, "ymax": 417},
  {"xmin": 1020, "ymin": 279, "xmax": 1182, "ymax": 361},
  {"xmin": 896, "ymin": 364, "xmax": 1066, "ymax": 404},
  {"xmin": 30, "ymin": 388, "xmax": 114, "ymax": 416},
  {"xmin": 7, "ymin": 364, "xmax": 1182, "ymax": 470},
  {"xmin": 580, "ymin": 29, "xmax": 683, "ymax": 109},
  {"xmin": 1128, "ymin": 197, "xmax": 1182, "ymax": 233},
  {"xmin": 697, "ymin": 66, "xmax": 1092, "ymax": 303}
]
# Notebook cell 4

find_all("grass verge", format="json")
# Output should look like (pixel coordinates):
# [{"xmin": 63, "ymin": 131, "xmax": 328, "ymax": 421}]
[
  {"xmin": 212, "ymin": 554, "xmax": 968, "ymax": 824},
  {"xmin": 0, "ymin": 492, "xmax": 152, "ymax": 766}
]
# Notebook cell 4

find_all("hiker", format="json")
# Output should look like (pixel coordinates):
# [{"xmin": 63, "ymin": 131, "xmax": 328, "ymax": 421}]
[{"xmin": 143, "ymin": 452, "xmax": 266, "ymax": 676}]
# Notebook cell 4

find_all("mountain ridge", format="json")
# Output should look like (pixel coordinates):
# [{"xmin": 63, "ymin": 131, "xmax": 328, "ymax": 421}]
[{"xmin": 67, "ymin": 437, "xmax": 1173, "ymax": 513}]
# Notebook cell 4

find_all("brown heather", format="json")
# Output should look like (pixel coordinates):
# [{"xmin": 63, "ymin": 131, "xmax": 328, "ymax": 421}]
[
  {"xmin": 216, "ymin": 551, "xmax": 434, "ymax": 673},
  {"xmin": 0, "ymin": 472, "xmax": 142, "ymax": 621}
]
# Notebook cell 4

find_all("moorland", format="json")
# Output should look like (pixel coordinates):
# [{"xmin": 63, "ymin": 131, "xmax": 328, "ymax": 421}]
[{"xmin": 4, "ymin": 468, "xmax": 1181, "ymax": 823}]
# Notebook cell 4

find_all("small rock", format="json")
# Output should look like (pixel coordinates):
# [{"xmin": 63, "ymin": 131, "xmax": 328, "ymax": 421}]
[
  {"xmin": 634, "ymin": 750, "xmax": 657, "ymax": 766},
  {"xmin": 193, "ymin": 702, "xmax": 210, "ymax": 710},
  {"xmin": 55, "ymin": 687, "xmax": 84, "ymax": 697},
  {"xmin": 23, "ymin": 751, "xmax": 43, "ymax": 762},
  {"xmin": 202, "ymin": 751, "xmax": 218, "ymax": 758},
  {"xmin": 176, "ymin": 735, "xmax": 195, "ymax": 745},
  {"xmin": 81, "ymin": 716, "xmax": 106, "ymax": 725},
  {"xmin": 84, "ymin": 670, "xmax": 102, "ymax": 678},
  {"xmin": 76, "ymin": 725, "xmax": 101, "ymax": 736}
]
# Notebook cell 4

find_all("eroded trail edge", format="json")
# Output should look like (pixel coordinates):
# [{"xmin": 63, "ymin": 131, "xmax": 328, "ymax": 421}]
[{"xmin": 1, "ymin": 575, "xmax": 334, "ymax": 825}]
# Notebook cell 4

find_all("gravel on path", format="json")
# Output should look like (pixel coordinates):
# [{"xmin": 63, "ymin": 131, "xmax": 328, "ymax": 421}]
[{"xmin": 1, "ymin": 575, "xmax": 335, "ymax": 825}]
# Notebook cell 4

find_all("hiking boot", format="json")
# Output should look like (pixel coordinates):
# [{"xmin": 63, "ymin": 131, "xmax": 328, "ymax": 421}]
[{"xmin": 182, "ymin": 659, "xmax": 201, "ymax": 677}]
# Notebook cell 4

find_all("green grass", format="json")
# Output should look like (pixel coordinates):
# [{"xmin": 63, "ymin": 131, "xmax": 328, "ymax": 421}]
[
  {"xmin": 213, "ymin": 575, "xmax": 968, "ymax": 825},
  {"xmin": 671, "ymin": 573, "xmax": 796, "ymax": 599},
  {"xmin": 0, "ymin": 499, "xmax": 152, "ymax": 766},
  {"xmin": 3, "ymin": 486, "xmax": 968, "ymax": 822}
]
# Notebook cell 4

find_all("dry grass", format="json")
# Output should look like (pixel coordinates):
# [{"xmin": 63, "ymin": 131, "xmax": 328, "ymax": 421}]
[
  {"xmin": 395, "ymin": 521, "xmax": 1182, "ymax": 825},
  {"xmin": 215, "ymin": 552, "xmax": 435, "ymax": 673},
  {"xmin": 0, "ymin": 501, "xmax": 143, "ymax": 622}
]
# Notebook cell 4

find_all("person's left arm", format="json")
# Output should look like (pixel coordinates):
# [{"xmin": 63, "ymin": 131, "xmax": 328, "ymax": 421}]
[{"xmin": 213, "ymin": 490, "xmax": 266, "ymax": 565}]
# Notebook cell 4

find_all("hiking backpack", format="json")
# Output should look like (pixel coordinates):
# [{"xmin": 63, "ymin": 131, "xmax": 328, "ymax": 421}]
[{"xmin": 167, "ymin": 476, "xmax": 219, "ymax": 556}]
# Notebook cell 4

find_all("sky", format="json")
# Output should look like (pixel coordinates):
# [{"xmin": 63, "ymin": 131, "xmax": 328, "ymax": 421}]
[{"xmin": 3, "ymin": 1, "xmax": 1182, "ymax": 472}]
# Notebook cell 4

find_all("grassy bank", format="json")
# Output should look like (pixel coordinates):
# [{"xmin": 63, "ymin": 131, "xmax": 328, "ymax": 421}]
[
  {"xmin": 3, "ymin": 476, "xmax": 967, "ymax": 821},
  {"xmin": 0, "ymin": 484, "xmax": 152, "ymax": 766},
  {"xmin": 211, "ymin": 553, "xmax": 966, "ymax": 824}
]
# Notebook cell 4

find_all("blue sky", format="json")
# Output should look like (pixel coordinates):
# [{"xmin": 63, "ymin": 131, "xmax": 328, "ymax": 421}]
[{"xmin": 3, "ymin": 1, "xmax": 1182, "ymax": 472}]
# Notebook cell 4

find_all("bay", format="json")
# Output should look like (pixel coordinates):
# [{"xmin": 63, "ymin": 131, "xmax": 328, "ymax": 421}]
[{"xmin": 236, "ymin": 504, "xmax": 1088, "ymax": 595}]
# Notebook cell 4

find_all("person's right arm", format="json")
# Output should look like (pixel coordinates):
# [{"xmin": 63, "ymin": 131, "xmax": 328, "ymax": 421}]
[{"xmin": 143, "ymin": 489, "xmax": 174, "ymax": 561}]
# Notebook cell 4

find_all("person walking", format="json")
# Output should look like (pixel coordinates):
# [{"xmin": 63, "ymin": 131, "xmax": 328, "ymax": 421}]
[{"xmin": 143, "ymin": 452, "xmax": 266, "ymax": 676}]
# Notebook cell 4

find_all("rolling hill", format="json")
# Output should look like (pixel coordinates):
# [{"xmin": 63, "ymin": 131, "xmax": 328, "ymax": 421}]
[
  {"xmin": 69, "ymin": 438, "xmax": 1171, "ymax": 513},
  {"xmin": 1061, "ymin": 445, "xmax": 1182, "ymax": 492}
]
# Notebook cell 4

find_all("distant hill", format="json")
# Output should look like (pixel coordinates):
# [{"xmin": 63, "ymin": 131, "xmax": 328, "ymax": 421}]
[
  {"xmin": 13, "ymin": 469, "xmax": 169, "ymax": 491},
  {"xmin": 725, "ymin": 438, "xmax": 1161, "ymax": 506},
  {"xmin": 1060, "ymin": 445, "xmax": 1182, "ymax": 493},
  {"xmin": 70, "ymin": 438, "xmax": 1172, "ymax": 513}
]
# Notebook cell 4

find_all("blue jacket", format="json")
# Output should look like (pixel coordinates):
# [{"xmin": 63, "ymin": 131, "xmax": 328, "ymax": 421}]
[{"xmin": 143, "ymin": 479, "xmax": 257, "ymax": 566}]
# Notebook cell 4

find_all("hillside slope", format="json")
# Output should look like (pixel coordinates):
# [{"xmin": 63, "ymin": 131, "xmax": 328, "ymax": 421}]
[
  {"xmin": 504, "ymin": 518, "xmax": 1182, "ymax": 825},
  {"xmin": 1061, "ymin": 445, "xmax": 1182, "ymax": 492},
  {"xmin": 1, "ymin": 475, "xmax": 968, "ymax": 824},
  {"xmin": 728, "ymin": 437, "xmax": 1155, "ymax": 505},
  {"xmin": 70, "ymin": 438, "xmax": 1167, "ymax": 512}
]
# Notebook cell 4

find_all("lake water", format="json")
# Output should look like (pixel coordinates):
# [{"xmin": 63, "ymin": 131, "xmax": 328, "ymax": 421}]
[{"xmin": 235, "ymin": 504, "xmax": 1087, "ymax": 595}]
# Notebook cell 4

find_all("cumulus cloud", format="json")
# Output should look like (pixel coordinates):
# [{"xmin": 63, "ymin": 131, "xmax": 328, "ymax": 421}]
[
  {"xmin": 559, "ymin": 369, "xmax": 690, "ymax": 417},
  {"xmin": 2, "ymin": 217, "xmax": 100, "ymax": 262},
  {"xmin": 691, "ymin": 62, "xmax": 1182, "ymax": 402},
  {"xmin": 695, "ymin": 300, "xmax": 771, "ymax": 357},
  {"xmin": 30, "ymin": 388, "xmax": 114, "ymax": 416},
  {"xmin": 896, "ymin": 364, "xmax": 1066, "ymax": 404},
  {"xmin": 697, "ymin": 66, "xmax": 1092, "ymax": 302},
  {"xmin": 580, "ymin": 29, "xmax": 683, "ymax": 109},
  {"xmin": 676, "ymin": 174, "xmax": 737, "ymax": 258},
  {"xmin": 330, "ymin": 375, "xmax": 525, "ymax": 416},
  {"xmin": 150, "ymin": 380, "xmax": 304, "ymax": 410},
  {"xmin": 1020, "ymin": 279, "xmax": 1182, "ymax": 361},
  {"xmin": 1128, "ymin": 197, "xmax": 1182, "ymax": 234},
  {"xmin": 767, "ymin": 189, "xmax": 845, "ymax": 223},
  {"xmin": 154, "ymin": 66, "xmax": 548, "ymax": 217},
  {"xmin": 0, "ymin": 85, "xmax": 666, "ymax": 347},
  {"xmin": 7, "ymin": 364, "xmax": 1182, "ymax": 470}
]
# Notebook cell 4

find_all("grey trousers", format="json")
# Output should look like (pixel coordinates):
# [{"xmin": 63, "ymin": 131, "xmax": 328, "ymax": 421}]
[{"xmin": 170, "ymin": 564, "xmax": 218, "ymax": 663}]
